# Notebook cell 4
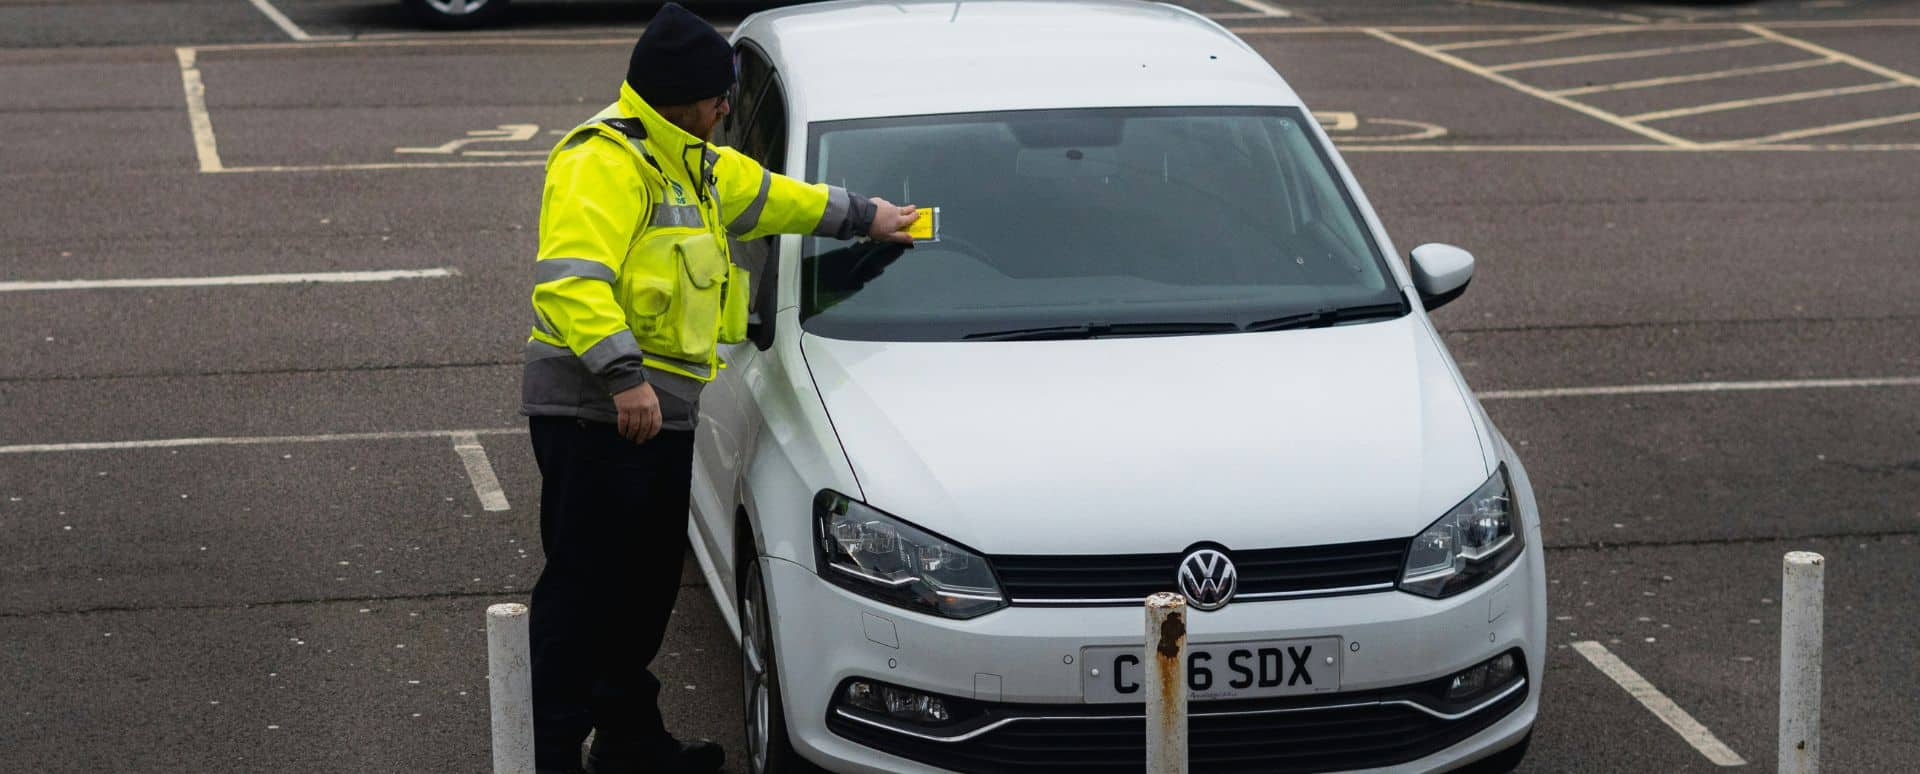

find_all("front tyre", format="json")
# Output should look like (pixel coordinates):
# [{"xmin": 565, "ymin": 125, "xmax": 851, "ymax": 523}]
[
  {"xmin": 403, "ymin": 0, "xmax": 509, "ymax": 28},
  {"xmin": 741, "ymin": 559, "xmax": 819, "ymax": 774}
]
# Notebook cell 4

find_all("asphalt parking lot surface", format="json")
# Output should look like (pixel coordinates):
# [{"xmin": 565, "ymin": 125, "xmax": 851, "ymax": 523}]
[{"xmin": 2, "ymin": 0, "xmax": 1917, "ymax": 771}]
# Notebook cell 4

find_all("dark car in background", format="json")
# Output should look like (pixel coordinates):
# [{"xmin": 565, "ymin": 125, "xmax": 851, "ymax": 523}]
[{"xmin": 405, "ymin": 0, "xmax": 509, "ymax": 27}]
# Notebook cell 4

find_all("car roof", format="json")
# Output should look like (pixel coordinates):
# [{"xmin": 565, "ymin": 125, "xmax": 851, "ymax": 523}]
[{"xmin": 734, "ymin": 0, "xmax": 1304, "ymax": 122}]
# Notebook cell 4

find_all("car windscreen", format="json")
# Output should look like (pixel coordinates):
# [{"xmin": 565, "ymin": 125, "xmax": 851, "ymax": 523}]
[{"xmin": 800, "ymin": 107, "xmax": 1404, "ymax": 341}]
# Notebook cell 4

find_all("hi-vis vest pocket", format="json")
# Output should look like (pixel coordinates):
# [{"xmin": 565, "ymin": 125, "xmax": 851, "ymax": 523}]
[
  {"xmin": 719, "ymin": 264, "xmax": 750, "ymax": 345},
  {"xmin": 630, "ymin": 231, "xmax": 727, "ymax": 364},
  {"xmin": 621, "ymin": 273, "xmax": 671, "ymax": 336}
]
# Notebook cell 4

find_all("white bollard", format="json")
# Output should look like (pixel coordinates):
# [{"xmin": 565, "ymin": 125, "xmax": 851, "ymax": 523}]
[
  {"xmin": 488, "ymin": 603, "xmax": 535, "ymax": 774},
  {"xmin": 1779, "ymin": 552, "xmax": 1824, "ymax": 774},
  {"xmin": 1145, "ymin": 592, "xmax": 1189, "ymax": 774}
]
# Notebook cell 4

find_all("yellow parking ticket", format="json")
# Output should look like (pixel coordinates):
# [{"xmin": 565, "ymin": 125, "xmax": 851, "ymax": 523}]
[{"xmin": 906, "ymin": 206, "xmax": 939, "ymax": 242}]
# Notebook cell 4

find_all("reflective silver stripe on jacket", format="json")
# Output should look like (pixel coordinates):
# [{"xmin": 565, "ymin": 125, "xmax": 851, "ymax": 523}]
[
  {"xmin": 533, "ymin": 257, "xmax": 616, "ymax": 285},
  {"xmin": 522, "ymin": 352, "xmax": 618, "ymax": 424},
  {"xmin": 727, "ymin": 169, "xmax": 773, "ymax": 236},
  {"xmin": 525, "ymin": 339, "xmax": 573, "ymax": 361},
  {"xmin": 812, "ymin": 185, "xmax": 851, "ymax": 237},
  {"xmin": 651, "ymin": 204, "xmax": 704, "ymax": 228},
  {"xmin": 580, "ymin": 331, "xmax": 643, "ymax": 373},
  {"xmin": 644, "ymin": 352, "xmax": 714, "ymax": 380}
]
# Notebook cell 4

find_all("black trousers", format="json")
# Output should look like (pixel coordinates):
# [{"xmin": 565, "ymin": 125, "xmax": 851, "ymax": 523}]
[{"xmin": 528, "ymin": 416, "xmax": 696, "ymax": 768}]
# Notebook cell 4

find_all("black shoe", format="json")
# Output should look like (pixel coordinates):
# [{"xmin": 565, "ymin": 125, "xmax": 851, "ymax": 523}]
[
  {"xmin": 673, "ymin": 739, "xmax": 725, "ymax": 774},
  {"xmin": 584, "ymin": 734, "xmax": 724, "ymax": 774},
  {"xmin": 536, "ymin": 768, "xmax": 585, "ymax": 774}
]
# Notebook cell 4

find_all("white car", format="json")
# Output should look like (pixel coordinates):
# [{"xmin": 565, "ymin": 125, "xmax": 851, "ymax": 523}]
[{"xmin": 688, "ymin": 1, "xmax": 1546, "ymax": 772}]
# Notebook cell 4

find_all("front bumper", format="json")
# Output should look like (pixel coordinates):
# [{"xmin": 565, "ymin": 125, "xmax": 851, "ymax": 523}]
[{"xmin": 758, "ymin": 540, "xmax": 1544, "ymax": 773}]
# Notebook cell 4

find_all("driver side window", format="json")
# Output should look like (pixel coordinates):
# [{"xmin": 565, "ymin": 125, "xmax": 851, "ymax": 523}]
[{"xmin": 724, "ymin": 44, "xmax": 788, "ymax": 347}]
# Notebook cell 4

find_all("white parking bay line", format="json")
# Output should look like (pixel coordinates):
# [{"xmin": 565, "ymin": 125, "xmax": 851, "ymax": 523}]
[
  {"xmin": 0, "ymin": 268, "xmax": 457, "ymax": 293},
  {"xmin": 245, "ymin": 0, "xmax": 314, "ymax": 41},
  {"xmin": 1572, "ymin": 641, "xmax": 1747, "ymax": 766},
  {"xmin": 451, "ymin": 432, "xmax": 511, "ymax": 512},
  {"xmin": 1478, "ymin": 375, "xmax": 1920, "ymax": 400},
  {"xmin": 1220, "ymin": 0, "xmax": 1291, "ymax": 18},
  {"xmin": 0, "ymin": 428, "xmax": 525, "ymax": 456}
]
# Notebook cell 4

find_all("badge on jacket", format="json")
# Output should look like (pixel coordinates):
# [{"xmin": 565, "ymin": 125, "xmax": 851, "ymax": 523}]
[{"xmin": 669, "ymin": 180, "xmax": 688, "ymax": 204}]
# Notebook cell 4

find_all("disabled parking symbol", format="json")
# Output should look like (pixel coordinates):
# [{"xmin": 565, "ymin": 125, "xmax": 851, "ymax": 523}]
[
  {"xmin": 394, "ymin": 124, "xmax": 554, "ymax": 157},
  {"xmin": 1313, "ymin": 111, "xmax": 1448, "ymax": 143}
]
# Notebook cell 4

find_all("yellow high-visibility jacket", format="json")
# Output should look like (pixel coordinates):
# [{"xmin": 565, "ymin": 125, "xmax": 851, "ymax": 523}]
[{"xmin": 523, "ymin": 83, "xmax": 874, "ymax": 422}]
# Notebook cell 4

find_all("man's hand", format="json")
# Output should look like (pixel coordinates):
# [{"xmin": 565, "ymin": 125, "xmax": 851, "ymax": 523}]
[
  {"xmin": 867, "ymin": 197, "xmax": 919, "ymax": 244},
  {"xmin": 613, "ymin": 383, "xmax": 662, "ymax": 443}
]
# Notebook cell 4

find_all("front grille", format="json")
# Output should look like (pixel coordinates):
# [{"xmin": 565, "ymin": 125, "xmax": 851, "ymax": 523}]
[
  {"xmin": 828, "ymin": 676, "xmax": 1527, "ymax": 773},
  {"xmin": 993, "ymin": 539, "xmax": 1408, "ymax": 604}
]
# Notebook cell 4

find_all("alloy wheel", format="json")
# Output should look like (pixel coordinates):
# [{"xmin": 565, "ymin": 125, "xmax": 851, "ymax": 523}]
[
  {"xmin": 742, "ymin": 567, "xmax": 774, "ymax": 773},
  {"xmin": 423, "ymin": 0, "xmax": 488, "ymax": 15}
]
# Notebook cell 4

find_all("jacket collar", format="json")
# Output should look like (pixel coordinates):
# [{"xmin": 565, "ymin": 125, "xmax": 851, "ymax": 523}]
[{"xmin": 618, "ymin": 84, "xmax": 707, "ymax": 159}]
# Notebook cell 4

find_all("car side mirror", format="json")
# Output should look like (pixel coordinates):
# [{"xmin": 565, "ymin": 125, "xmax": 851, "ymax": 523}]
[{"xmin": 1409, "ymin": 243, "xmax": 1474, "ymax": 311}]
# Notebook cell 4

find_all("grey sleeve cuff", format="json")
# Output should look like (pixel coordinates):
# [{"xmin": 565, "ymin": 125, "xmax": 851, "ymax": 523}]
[
  {"xmin": 844, "ymin": 190, "xmax": 878, "ymax": 238},
  {"xmin": 600, "ymin": 359, "xmax": 649, "ymax": 395},
  {"xmin": 812, "ymin": 186, "xmax": 880, "ymax": 240},
  {"xmin": 580, "ymin": 330, "xmax": 649, "ymax": 394}
]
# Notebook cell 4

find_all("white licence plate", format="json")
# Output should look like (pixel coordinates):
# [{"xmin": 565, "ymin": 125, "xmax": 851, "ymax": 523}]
[{"xmin": 1081, "ymin": 636, "xmax": 1342, "ymax": 703}]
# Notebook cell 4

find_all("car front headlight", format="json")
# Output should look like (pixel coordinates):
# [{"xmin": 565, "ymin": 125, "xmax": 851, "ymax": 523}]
[
  {"xmin": 1400, "ymin": 464, "xmax": 1523, "ymax": 598},
  {"xmin": 813, "ymin": 491, "xmax": 1006, "ymax": 619}
]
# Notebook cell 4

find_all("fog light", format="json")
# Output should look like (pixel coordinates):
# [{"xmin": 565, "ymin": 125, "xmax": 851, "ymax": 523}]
[
  {"xmin": 882, "ymin": 686, "xmax": 917, "ymax": 717},
  {"xmin": 1446, "ymin": 664, "xmax": 1488, "ymax": 700},
  {"xmin": 920, "ymin": 695, "xmax": 950, "ymax": 722},
  {"xmin": 871, "ymin": 685, "xmax": 951, "ymax": 724},
  {"xmin": 835, "ymin": 678, "xmax": 972, "ymax": 729},
  {"xmin": 1487, "ymin": 652, "xmax": 1518, "ymax": 685},
  {"xmin": 845, "ymin": 681, "xmax": 884, "ymax": 714}
]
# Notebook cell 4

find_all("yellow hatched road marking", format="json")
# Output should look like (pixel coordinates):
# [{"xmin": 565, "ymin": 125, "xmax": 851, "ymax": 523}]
[
  {"xmin": 1626, "ymin": 81, "xmax": 1912, "ymax": 123},
  {"xmin": 174, "ymin": 48, "xmax": 223, "ymax": 173},
  {"xmin": 1487, "ymin": 37, "xmax": 1771, "ymax": 73},
  {"xmin": 1714, "ymin": 110, "xmax": 1920, "ymax": 146},
  {"xmin": 1554, "ymin": 57, "xmax": 1838, "ymax": 96},
  {"xmin": 1429, "ymin": 26, "xmax": 1635, "ymax": 52},
  {"xmin": 1220, "ymin": 0, "xmax": 1292, "ymax": 18},
  {"xmin": 1451, "ymin": 0, "xmax": 1653, "ymax": 24},
  {"xmin": 1365, "ymin": 28, "xmax": 1699, "ymax": 147},
  {"xmin": 1742, "ymin": 24, "xmax": 1920, "ymax": 87}
]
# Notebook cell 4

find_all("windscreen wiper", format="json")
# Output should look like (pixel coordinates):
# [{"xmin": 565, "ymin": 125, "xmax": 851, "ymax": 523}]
[
  {"xmin": 1242, "ymin": 302, "xmax": 1409, "ymax": 333},
  {"xmin": 962, "ymin": 321, "xmax": 1239, "ymax": 341}
]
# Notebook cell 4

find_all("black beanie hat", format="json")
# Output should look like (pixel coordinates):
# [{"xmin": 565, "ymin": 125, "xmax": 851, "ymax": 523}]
[{"xmin": 627, "ymin": 3, "xmax": 736, "ymax": 107}]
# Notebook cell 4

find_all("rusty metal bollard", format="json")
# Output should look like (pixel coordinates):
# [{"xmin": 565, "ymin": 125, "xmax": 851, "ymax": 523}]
[{"xmin": 1145, "ymin": 592, "xmax": 1189, "ymax": 774}]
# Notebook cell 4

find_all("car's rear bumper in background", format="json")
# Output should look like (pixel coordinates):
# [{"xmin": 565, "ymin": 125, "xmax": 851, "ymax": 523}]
[{"xmin": 757, "ymin": 539, "xmax": 1545, "ymax": 773}]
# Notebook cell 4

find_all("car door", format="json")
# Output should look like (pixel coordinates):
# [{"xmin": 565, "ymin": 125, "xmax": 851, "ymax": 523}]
[{"xmin": 689, "ymin": 43, "xmax": 784, "ymax": 604}]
